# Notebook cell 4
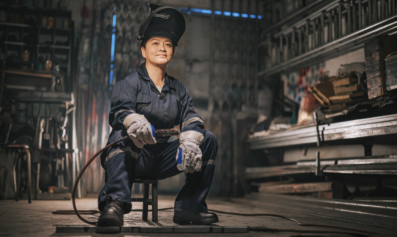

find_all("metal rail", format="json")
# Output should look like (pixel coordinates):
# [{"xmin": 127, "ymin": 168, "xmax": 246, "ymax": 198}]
[
  {"xmin": 249, "ymin": 114, "xmax": 397, "ymax": 150},
  {"xmin": 245, "ymin": 154, "xmax": 397, "ymax": 179}
]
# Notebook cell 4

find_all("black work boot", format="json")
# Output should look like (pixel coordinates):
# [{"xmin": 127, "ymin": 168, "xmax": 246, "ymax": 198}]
[
  {"xmin": 97, "ymin": 198, "xmax": 124, "ymax": 226},
  {"xmin": 173, "ymin": 211, "xmax": 219, "ymax": 225}
]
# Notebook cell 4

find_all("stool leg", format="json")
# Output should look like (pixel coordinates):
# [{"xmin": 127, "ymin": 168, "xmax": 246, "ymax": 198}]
[
  {"xmin": 143, "ymin": 183, "xmax": 149, "ymax": 221},
  {"xmin": 16, "ymin": 152, "xmax": 21, "ymax": 202},
  {"xmin": 152, "ymin": 182, "xmax": 158, "ymax": 222},
  {"xmin": 12, "ymin": 152, "xmax": 18, "ymax": 202},
  {"xmin": 24, "ymin": 148, "xmax": 32, "ymax": 203}
]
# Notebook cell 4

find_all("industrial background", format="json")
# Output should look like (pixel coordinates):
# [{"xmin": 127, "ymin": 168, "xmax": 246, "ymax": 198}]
[{"xmin": 1, "ymin": 0, "xmax": 397, "ymax": 236}]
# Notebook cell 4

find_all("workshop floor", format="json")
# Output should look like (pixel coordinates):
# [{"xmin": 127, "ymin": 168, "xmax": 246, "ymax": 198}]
[{"xmin": 0, "ymin": 193, "xmax": 396, "ymax": 237}]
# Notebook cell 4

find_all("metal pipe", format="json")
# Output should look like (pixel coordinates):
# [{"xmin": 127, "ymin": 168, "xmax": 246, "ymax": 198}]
[
  {"xmin": 279, "ymin": 35, "xmax": 283, "ymax": 63},
  {"xmin": 298, "ymin": 27, "xmax": 302, "ymax": 55},
  {"xmin": 286, "ymin": 33, "xmax": 290, "ymax": 60},
  {"xmin": 347, "ymin": 1, "xmax": 351, "ymax": 35},
  {"xmin": 321, "ymin": 11, "xmax": 325, "ymax": 45},
  {"xmin": 305, "ymin": 20, "xmax": 310, "ymax": 52},
  {"xmin": 338, "ymin": 2, "xmax": 343, "ymax": 37},
  {"xmin": 328, "ymin": 12, "xmax": 332, "ymax": 43},
  {"xmin": 359, "ymin": 0, "xmax": 363, "ymax": 29},
  {"xmin": 374, "ymin": 0, "xmax": 378, "ymax": 23},
  {"xmin": 332, "ymin": 10, "xmax": 336, "ymax": 40},
  {"xmin": 368, "ymin": 0, "xmax": 372, "ymax": 25},
  {"xmin": 379, "ymin": 0, "xmax": 386, "ymax": 20},
  {"xmin": 352, "ymin": 0, "xmax": 357, "ymax": 32}
]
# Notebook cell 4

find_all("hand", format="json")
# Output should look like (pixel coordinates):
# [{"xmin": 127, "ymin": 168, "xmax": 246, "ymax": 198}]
[
  {"xmin": 125, "ymin": 114, "xmax": 156, "ymax": 148},
  {"xmin": 176, "ymin": 131, "xmax": 204, "ymax": 174}
]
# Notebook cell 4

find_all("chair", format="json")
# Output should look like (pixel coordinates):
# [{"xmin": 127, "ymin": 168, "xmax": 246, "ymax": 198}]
[
  {"xmin": 0, "ymin": 144, "xmax": 32, "ymax": 203},
  {"xmin": 131, "ymin": 179, "xmax": 158, "ymax": 222}
]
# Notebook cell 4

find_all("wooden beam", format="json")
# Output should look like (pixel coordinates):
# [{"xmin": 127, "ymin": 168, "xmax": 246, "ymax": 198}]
[{"xmin": 259, "ymin": 182, "xmax": 332, "ymax": 194}]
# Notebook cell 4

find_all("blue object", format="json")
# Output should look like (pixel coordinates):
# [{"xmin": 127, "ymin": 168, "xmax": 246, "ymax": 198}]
[
  {"xmin": 151, "ymin": 125, "xmax": 155, "ymax": 138},
  {"xmin": 177, "ymin": 148, "xmax": 183, "ymax": 164},
  {"xmin": 98, "ymin": 130, "xmax": 218, "ymax": 213}
]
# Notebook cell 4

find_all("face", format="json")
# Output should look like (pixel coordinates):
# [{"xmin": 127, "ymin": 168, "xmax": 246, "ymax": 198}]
[{"xmin": 141, "ymin": 37, "xmax": 175, "ymax": 67}]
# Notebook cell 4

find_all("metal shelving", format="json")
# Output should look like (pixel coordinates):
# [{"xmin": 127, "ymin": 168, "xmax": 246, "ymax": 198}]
[
  {"xmin": 258, "ymin": 0, "xmax": 397, "ymax": 77},
  {"xmin": 249, "ymin": 113, "xmax": 397, "ymax": 150}
]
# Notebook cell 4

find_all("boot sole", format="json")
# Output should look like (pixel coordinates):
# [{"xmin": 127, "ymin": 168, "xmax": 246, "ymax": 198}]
[
  {"xmin": 173, "ymin": 215, "xmax": 219, "ymax": 225},
  {"xmin": 97, "ymin": 214, "xmax": 123, "ymax": 227}
]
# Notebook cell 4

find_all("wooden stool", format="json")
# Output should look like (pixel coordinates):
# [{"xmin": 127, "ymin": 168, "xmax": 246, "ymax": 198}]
[
  {"xmin": 131, "ymin": 179, "xmax": 158, "ymax": 222},
  {"xmin": 0, "ymin": 144, "xmax": 32, "ymax": 203}
]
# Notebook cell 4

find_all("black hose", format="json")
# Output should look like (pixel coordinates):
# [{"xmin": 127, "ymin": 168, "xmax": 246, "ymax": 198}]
[
  {"xmin": 72, "ymin": 135, "xmax": 129, "ymax": 225},
  {"xmin": 71, "ymin": 138, "xmax": 383, "ymax": 236}
]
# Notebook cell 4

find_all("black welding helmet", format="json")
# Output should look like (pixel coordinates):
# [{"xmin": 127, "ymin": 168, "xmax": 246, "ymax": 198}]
[{"xmin": 137, "ymin": 4, "xmax": 186, "ymax": 46}]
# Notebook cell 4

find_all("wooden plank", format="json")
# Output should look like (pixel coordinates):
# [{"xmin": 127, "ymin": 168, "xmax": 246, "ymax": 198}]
[
  {"xmin": 312, "ymin": 80, "xmax": 334, "ymax": 105},
  {"xmin": 329, "ymin": 91, "xmax": 364, "ymax": 101},
  {"xmin": 259, "ymin": 182, "xmax": 332, "ymax": 194},
  {"xmin": 331, "ymin": 76, "xmax": 358, "ymax": 87},
  {"xmin": 333, "ymin": 83, "xmax": 361, "ymax": 94},
  {"xmin": 308, "ymin": 87, "xmax": 326, "ymax": 105},
  {"xmin": 330, "ymin": 96, "xmax": 365, "ymax": 104}
]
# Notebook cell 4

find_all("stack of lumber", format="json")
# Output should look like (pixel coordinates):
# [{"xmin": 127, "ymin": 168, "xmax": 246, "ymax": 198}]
[{"xmin": 309, "ymin": 74, "xmax": 366, "ymax": 111}]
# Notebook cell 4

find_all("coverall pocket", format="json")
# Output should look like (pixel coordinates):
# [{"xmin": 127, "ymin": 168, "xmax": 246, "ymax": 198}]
[{"xmin": 136, "ymin": 93, "xmax": 151, "ymax": 112}]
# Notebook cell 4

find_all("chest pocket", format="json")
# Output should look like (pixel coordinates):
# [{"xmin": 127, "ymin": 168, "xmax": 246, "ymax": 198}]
[{"xmin": 136, "ymin": 93, "xmax": 151, "ymax": 113}]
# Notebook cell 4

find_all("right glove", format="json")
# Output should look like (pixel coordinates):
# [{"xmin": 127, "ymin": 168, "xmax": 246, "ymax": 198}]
[
  {"xmin": 123, "ymin": 114, "xmax": 156, "ymax": 148},
  {"xmin": 176, "ymin": 131, "xmax": 204, "ymax": 174}
]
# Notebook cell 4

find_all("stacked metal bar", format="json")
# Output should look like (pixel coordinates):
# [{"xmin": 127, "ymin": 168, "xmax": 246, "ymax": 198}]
[
  {"xmin": 385, "ymin": 51, "xmax": 397, "ymax": 91},
  {"xmin": 364, "ymin": 35, "xmax": 397, "ymax": 99}
]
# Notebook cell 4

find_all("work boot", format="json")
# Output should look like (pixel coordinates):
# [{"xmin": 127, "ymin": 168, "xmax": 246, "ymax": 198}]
[
  {"xmin": 173, "ymin": 211, "xmax": 219, "ymax": 225},
  {"xmin": 97, "ymin": 198, "xmax": 124, "ymax": 226}
]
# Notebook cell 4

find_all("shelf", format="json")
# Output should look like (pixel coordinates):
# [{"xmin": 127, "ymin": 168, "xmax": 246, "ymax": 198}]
[
  {"xmin": 0, "ymin": 22, "xmax": 31, "ymax": 28},
  {"xmin": 2, "ymin": 41, "xmax": 26, "ymax": 46},
  {"xmin": 257, "ymin": 15, "xmax": 397, "ymax": 77},
  {"xmin": 6, "ymin": 91, "xmax": 73, "ymax": 103},
  {"xmin": 248, "ymin": 114, "xmax": 397, "ymax": 150},
  {"xmin": 245, "ymin": 155, "xmax": 397, "ymax": 179},
  {"xmin": 0, "ymin": 22, "xmax": 71, "ymax": 32},
  {"xmin": 38, "ymin": 44, "xmax": 70, "ymax": 49},
  {"xmin": 4, "ymin": 69, "xmax": 52, "ymax": 78},
  {"xmin": 1, "ymin": 41, "xmax": 70, "ymax": 50}
]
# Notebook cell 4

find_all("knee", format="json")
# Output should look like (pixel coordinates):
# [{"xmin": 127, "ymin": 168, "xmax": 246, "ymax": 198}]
[{"xmin": 204, "ymin": 130, "xmax": 218, "ymax": 150}]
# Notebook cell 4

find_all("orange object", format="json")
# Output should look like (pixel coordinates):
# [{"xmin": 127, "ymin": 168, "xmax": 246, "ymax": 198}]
[{"xmin": 49, "ymin": 186, "xmax": 54, "ymax": 193}]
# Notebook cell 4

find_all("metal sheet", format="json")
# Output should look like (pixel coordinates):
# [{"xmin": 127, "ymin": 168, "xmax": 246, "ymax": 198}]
[{"xmin": 249, "ymin": 114, "xmax": 397, "ymax": 149}]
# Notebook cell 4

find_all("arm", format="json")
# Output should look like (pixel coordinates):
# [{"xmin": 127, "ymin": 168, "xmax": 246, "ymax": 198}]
[
  {"xmin": 108, "ymin": 77, "xmax": 139, "ymax": 129},
  {"xmin": 179, "ymin": 85, "xmax": 205, "ymax": 135}
]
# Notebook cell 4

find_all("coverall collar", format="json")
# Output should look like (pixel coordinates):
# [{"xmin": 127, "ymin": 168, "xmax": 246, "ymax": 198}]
[{"xmin": 138, "ymin": 63, "xmax": 175, "ymax": 92}]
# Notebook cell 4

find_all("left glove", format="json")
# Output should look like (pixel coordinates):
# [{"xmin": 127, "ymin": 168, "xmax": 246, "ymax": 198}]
[
  {"xmin": 123, "ymin": 113, "xmax": 156, "ymax": 148},
  {"xmin": 176, "ymin": 131, "xmax": 204, "ymax": 174}
]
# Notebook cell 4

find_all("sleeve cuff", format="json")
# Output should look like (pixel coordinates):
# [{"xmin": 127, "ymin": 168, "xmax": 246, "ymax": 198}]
[{"xmin": 180, "ymin": 130, "xmax": 204, "ymax": 145}]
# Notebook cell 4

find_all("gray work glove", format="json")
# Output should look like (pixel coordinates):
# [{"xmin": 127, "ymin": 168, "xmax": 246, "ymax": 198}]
[
  {"xmin": 176, "ymin": 131, "xmax": 204, "ymax": 174},
  {"xmin": 123, "ymin": 114, "xmax": 156, "ymax": 148}
]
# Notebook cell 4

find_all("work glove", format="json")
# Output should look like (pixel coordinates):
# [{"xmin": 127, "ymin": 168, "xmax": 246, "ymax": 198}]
[
  {"xmin": 176, "ymin": 131, "xmax": 204, "ymax": 174},
  {"xmin": 123, "ymin": 114, "xmax": 156, "ymax": 148}
]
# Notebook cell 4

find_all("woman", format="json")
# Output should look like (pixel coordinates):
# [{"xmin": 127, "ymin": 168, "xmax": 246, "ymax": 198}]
[{"xmin": 97, "ymin": 5, "xmax": 218, "ymax": 227}]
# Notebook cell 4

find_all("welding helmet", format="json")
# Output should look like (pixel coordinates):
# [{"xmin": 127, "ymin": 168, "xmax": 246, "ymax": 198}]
[{"xmin": 137, "ymin": 4, "xmax": 186, "ymax": 46}]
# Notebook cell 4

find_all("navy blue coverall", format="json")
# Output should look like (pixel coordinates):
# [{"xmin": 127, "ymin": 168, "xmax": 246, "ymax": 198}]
[{"xmin": 98, "ymin": 63, "xmax": 218, "ymax": 214}]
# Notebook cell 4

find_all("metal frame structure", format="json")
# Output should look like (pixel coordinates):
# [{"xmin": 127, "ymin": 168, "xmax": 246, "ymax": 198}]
[{"xmin": 258, "ymin": 0, "xmax": 397, "ymax": 77}]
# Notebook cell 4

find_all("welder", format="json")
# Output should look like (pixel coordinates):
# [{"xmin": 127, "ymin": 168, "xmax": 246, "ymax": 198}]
[{"xmin": 97, "ymin": 5, "xmax": 218, "ymax": 227}]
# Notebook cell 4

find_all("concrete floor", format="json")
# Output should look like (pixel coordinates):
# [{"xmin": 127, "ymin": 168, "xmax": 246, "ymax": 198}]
[{"xmin": 0, "ymin": 193, "xmax": 395, "ymax": 237}]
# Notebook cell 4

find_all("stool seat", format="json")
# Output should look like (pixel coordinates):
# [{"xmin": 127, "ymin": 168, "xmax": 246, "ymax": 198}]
[{"xmin": 132, "ymin": 179, "xmax": 158, "ymax": 222}]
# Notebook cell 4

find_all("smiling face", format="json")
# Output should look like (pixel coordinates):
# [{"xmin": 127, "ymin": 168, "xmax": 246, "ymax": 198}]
[{"xmin": 141, "ymin": 36, "xmax": 175, "ymax": 67}]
